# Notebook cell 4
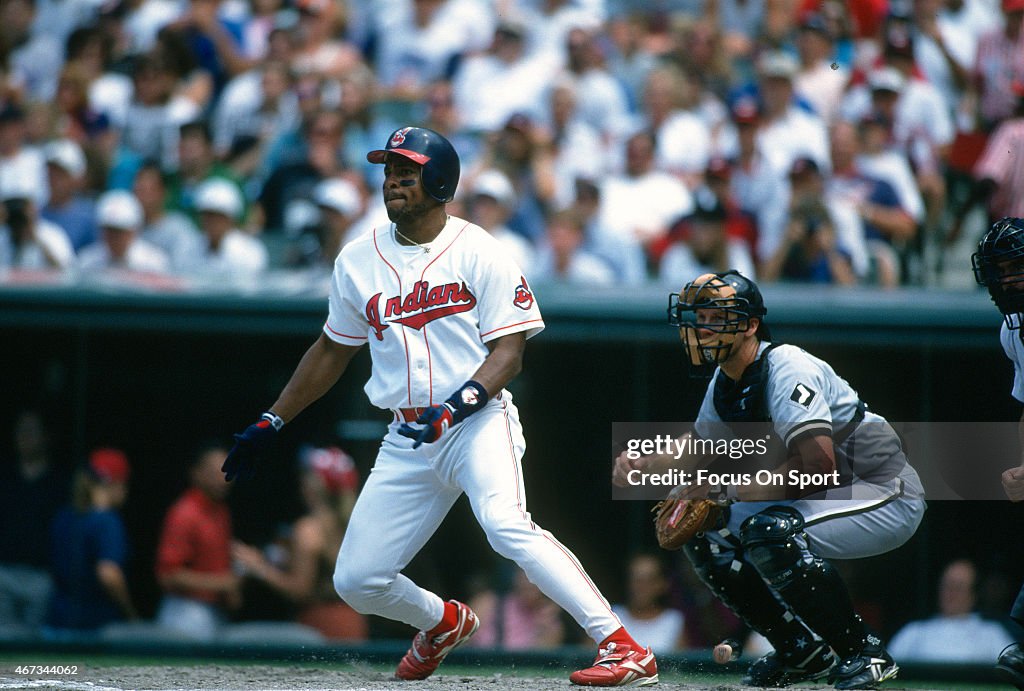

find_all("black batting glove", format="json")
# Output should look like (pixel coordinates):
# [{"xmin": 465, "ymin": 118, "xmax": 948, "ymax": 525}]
[{"xmin": 222, "ymin": 412, "xmax": 284, "ymax": 482}]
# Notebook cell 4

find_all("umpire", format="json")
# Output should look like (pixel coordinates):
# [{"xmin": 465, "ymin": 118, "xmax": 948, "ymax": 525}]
[{"xmin": 613, "ymin": 270, "xmax": 925, "ymax": 689}]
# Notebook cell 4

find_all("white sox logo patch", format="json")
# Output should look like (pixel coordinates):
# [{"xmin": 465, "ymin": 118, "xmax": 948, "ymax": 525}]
[
  {"xmin": 365, "ymin": 280, "xmax": 477, "ymax": 340},
  {"xmin": 513, "ymin": 276, "xmax": 534, "ymax": 310},
  {"xmin": 790, "ymin": 383, "xmax": 816, "ymax": 407}
]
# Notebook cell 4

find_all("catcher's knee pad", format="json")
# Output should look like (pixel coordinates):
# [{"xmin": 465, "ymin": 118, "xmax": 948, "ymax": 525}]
[
  {"xmin": 684, "ymin": 536, "xmax": 792, "ymax": 633},
  {"xmin": 739, "ymin": 505, "xmax": 809, "ymax": 589}
]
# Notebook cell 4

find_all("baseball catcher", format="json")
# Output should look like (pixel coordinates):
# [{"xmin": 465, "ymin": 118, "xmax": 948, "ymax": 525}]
[{"xmin": 614, "ymin": 270, "xmax": 925, "ymax": 689}]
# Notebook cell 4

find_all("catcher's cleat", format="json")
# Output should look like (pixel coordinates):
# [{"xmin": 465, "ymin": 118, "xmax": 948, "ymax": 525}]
[
  {"xmin": 829, "ymin": 638, "xmax": 898, "ymax": 690},
  {"xmin": 394, "ymin": 600, "xmax": 479, "ymax": 680},
  {"xmin": 570, "ymin": 642, "xmax": 659, "ymax": 687},
  {"xmin": 742, "ymin": 641, "xmax": 836, "ymax": 688},
  {"xmin": 997, "ymin": 642, "xmax": 1024, "ymax": 690}
]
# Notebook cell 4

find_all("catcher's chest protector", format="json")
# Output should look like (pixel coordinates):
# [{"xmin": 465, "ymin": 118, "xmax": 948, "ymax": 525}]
[{"xmin": 713, "ymin": 343, "xmax": 782, "ymax": 423}]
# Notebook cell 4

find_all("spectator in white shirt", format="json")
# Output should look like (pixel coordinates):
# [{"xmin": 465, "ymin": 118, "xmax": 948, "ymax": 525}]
[
  {"xmin": 0, "ymin": 185, "xmax": 73, "ymax": 272},
  {"xmin": 181, "ymin": 178, "xmax": 268, "ymax": 276},
  {"xmin": 611, "ymin": 554, "xmax": 686, "ymax": 655},
  {"xmin": 372, "ymin": 0, "xmax": 493, "ymax": 106},
  {"xmin": 78, "ymin": 190, "xmax": 170, "ymax": 274},
  {"xmin": 753, "ymin": 50, "xmax": 831, "ymax": 176},
  {"xmin": 597, "ymin": 129, "xmax": 694, "ymax": 263},
  {"xmin": 0, "ymin": 103, "xmax": 48, "ymax": 209},
  {"xmin": 465, "ymin": 169, "xmax": 535, "ymax": 272},
  {"xmin": 794, "ymin": 13, "xmax": 850, "ymax": 123},
  {"xmin": 534, "ymin": 208, "xmax": 615, "ymax": 285},
  {"xmin": 452, "ymin": 20, "xmax": 556, "ymax": 132},
  {"xmin": 889, "ymin": 559, "xmax": 1014, "ymax": 663},
  {"xmin": 559, "ymin": 26, "xmax": 631, "ymax": 140},
  {"xmin": 133, "ymin": 161, "xmax": 204, "ymax": 270}
]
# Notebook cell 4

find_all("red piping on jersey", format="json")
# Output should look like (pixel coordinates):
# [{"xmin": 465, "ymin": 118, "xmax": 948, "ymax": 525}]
[
  {"xmin": 500, "ymin": 401, "xmax": 618, "ymax": 624},
  {"xmin": 374, "ymin": 226, "xmax": 413, "ymax": 404},
  {"xmin": 325, "ymin": 323, "xmax": 368, "ymax": 340},
  {"xmin": 416, "ymin": 219, "xmax": 470, "ymax": 406},
  {"xmin": 480, "ymin": 318, "xmax": 544, "ymax": 339},
  {"xmin": 420, "ymin": 220, "xmax": 471, "ymax": 277},
  {"xmin": 501, "ymin": 400, "xmax": 530, "ymax": 527},
  {"xmin": 424, "ymin": 323, "xmax": 434, "ymax": 404}
]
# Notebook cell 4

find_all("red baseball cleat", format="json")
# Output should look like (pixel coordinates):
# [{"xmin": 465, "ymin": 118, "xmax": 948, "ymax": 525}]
[
  {"xmin": 394, "ymin": 600, "xmax": 479, "ymax": 680},
  {"xmin": 570, "ymin": 642, "xmax": 659, "ymax": 687}
]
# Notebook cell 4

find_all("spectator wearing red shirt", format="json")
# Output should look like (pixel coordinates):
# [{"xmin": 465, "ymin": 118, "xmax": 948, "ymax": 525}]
[{"xmin": 155, "ymin": 443, "xmax": 237, "ymax": 641}]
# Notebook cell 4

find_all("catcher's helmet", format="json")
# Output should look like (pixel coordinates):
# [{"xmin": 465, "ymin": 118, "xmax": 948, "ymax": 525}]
[
  {"xmin": 367, "ymin": 126, "xmax": 460, "ymax": 203},
  {"xmin": 973, "ymin": 217, "xmax": 1024, "ymax": 329},
  {"xmin": 669, "ymin": 270, "xmax": 769, "ymax": 366}
]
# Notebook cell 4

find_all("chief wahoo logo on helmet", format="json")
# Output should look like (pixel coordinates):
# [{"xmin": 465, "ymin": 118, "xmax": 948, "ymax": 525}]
[{"xmin": 667, "ymin": 270, "xmax": 768, "ymax": 366}]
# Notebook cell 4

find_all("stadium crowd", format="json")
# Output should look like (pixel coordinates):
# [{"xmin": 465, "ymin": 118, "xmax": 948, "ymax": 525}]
[{"xmin": 0, "ymin": 0, "xmax": 1020, "ymax": 292}]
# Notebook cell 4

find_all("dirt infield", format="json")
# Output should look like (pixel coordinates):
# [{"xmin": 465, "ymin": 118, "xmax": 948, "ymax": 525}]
[
  {"xmin": 0, "ymin": 663, "xmax": 804, "ymax": 691},
  {"xmin": 0, "ymin": 661, "xmax": 964, "ymax": 691}
]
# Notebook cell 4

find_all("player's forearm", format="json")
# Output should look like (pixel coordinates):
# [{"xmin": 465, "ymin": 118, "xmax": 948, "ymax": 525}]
[
  {"xmin": 271, "ymin": 334, "xmax": 360, "ymax": 422},
  {"xmin": 97, "ymin": 561, "xmax": 138, "ymax": 619},
  {"xmin": 472, "ymin": 332, "xmax": 526, "ymax": 398}
]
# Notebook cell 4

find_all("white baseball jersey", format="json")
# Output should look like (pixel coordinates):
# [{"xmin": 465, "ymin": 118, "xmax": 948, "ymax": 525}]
[
  {"xmin": 1000, "ymin": 322, "xmax": 1024, "ymax": 403},
  {"xmin": 324, "ymin": 216, "xmax": 544, "ymax": 409}
]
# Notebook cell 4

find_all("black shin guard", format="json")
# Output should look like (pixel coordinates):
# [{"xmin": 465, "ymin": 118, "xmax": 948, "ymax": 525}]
[
  {"xmin": 685, "ymin": 534, "xmax": 821, "ymax": 654},
  {"xmin": 740, "ymin": 506, "xmax": 867, "ymax": 658}
]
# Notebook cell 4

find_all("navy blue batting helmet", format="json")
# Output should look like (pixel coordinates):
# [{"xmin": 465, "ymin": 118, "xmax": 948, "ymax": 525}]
[{"xmin": 367, "ymin": 126, "xmax": 460, "ymax": 203}]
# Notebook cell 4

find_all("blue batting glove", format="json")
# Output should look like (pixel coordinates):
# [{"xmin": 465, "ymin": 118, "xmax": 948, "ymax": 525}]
[
  {"xmin": 222, "ymin": 412, "xmax": 283, "ymax": 481},
  {"xmin": 397, "ymin": 380, "xmax": 489, "ymax": 449},
  {"xmin": 398, "ymin": 404, "xmax": 455, "ymax": 449}
]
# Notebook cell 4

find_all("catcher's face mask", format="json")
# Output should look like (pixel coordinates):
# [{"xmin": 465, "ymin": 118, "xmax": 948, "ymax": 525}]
[
  {"xmin": 973, "ymin": 217, "xmax": 1024, "ymax": 329},
  {"xmin": 669, "ymin": 273, "xmax": 758, "ymax": 366}
]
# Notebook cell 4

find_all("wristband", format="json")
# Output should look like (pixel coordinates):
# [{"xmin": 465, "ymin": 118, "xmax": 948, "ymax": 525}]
[
  {"xmin": 261, "ymin": 411, "xmax": 285, "ymax": 431},
  {"xmin": 445, "ymin": 380, "xmax": 489, "ymax": 425}
]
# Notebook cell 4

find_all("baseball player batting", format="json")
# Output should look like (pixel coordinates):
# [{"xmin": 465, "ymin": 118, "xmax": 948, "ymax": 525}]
[
  {"xmin": 972, "ymin": 217, "xmax": 1024, "ymax": 690},
  {"xmin": 613, "ymin": 270, "xmax": 926, "ymax": 690},
  {"xmin": 222, "ymin": 127, "xmax": 657, "ymax": 687}
]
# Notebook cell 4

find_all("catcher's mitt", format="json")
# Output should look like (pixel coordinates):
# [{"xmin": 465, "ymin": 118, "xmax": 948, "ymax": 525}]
[{"xmin": 652, "ymin": 497, "xmax": 724, "ymax": 550}]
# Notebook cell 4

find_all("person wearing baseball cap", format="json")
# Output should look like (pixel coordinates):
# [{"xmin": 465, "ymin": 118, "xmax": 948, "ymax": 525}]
[
  {"xmin": 77, "ymin": 190, "xmax": 170, "ymax": 274},
  {"xmin": 794, "ymin": 13, "xmax": 848, "ymax": 122},
  {"xmin": 47, "ymin": 448, "xmax": 137, "ymax": 632},
  {"xmin": 231, "ymin": 445, "xmax": 369, "ymax": 641},
  {"xmin": 182, "ymin": 178, "xmax": 268, "ymax": 276},
  {"xmin": 754, "ymin": 50, "xmax": 831, "ymax": 177},
  {"xmin": 41, "ymin": 139, "xmax": 97, "ymax": 252},
  {"xmin": 309, "ymin": 178, "xmax": 363, "ymax": 266},
  {"xmin": 466, "ymin": 169, "xmax": 535, "ymax": 272},
  {"xmin": 0, "ymin": 178, "xmax": 74, "ymax": 271}
]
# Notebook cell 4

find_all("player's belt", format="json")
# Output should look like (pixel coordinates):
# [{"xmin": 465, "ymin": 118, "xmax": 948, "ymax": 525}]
[{"xmin": 394, "ymin": 407, "xmax": 429, "ymax": 423}]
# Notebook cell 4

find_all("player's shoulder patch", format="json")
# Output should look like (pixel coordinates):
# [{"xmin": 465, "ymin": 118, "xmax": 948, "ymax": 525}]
[
  {"xmin": 513, "ymin": 275, "xmax": 534, "ymax": 310},
  {"xmin": 789, "ymin": 382, "xmax": 817, "ymax": 407}
]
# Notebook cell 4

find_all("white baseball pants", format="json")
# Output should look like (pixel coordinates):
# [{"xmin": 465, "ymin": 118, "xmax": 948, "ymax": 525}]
[{"xmin": 333, "ymin": 394, "xmax": 622, "ymax": 642}]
